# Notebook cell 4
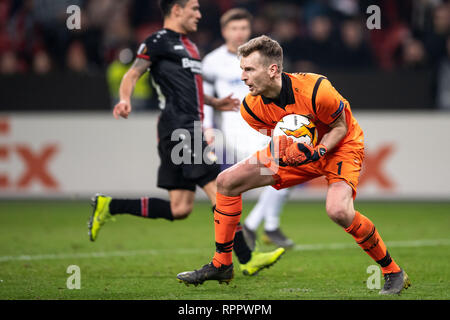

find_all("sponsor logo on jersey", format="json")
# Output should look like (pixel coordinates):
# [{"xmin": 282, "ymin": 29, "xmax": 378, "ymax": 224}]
[{"xmin": 181, "ymin": 57, "xmax": 202, "ymax": 74}]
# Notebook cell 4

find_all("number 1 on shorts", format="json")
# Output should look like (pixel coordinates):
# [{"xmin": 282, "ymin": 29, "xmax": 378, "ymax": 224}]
[{"xmin": 337, "ymin": 161, "xmax": 343, "ymax": 175}]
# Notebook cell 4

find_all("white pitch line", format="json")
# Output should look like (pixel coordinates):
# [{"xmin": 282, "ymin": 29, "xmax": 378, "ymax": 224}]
[
  {"xmin": 0, "ymin": 248, "xmax": 204, "ymax": 263},
  {"xmin": 0, "ymin": 239, "xmax": 449, "ymax": 263},
  {"xmin": 292, "ymin": 238, "xmax": 450, "ymax": 251}
]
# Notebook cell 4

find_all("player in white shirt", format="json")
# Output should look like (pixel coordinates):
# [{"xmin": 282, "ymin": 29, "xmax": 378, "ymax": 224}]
[{"xmin": 202, "ymin": 8, "xmax": 294, "ymax": 249}]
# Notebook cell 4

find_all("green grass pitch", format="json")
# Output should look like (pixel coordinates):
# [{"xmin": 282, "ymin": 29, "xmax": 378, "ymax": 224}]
[{"xmin": 0, "ymin": 200, "xmax": 449, "ymax": 300}]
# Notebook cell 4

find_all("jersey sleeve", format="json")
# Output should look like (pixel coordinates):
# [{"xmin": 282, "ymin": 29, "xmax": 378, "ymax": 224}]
[
  {"xmin": 202, "ymin": 53, "xmax": 217, "ymax": 90},
  {"xmin": 240, "ymin": 97, "xmax": 272, "ymax": 137},
  {"xmin": 314, "ymin": 78, "xmax": 346, "ymax": 125},
  {"xmin": 203, "ymin": 105, "xmax": 215, "ymax": 129},
  {"xmin": 202, "ymin": 54, "xmax": 216, "ymax": 129},
  {"xmin": 203, "ymin": 76, "xmax": 215, "ymax": 97},
  {"xmin": 136, "ymin": 33, "xmax": 165, "ymax": 63},
  {"xmin": 202, "ymin": 78, "xmax": 215, "ymax": 128}
]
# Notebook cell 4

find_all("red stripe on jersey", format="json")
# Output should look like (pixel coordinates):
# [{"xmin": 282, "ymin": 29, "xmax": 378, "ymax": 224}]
[
  {"xmin": 137, "ymin": 54, "xmax": 150, "ymax": 61},
  {"xmin": 180, "ymin": 35, "xmax": 200, "ymax": 59},
  {"xmin": 180, "ymin": 35, "xmax": 204, "ymax": 122},
  {"xmin": 141, "ymin": 197, "xmax": 148, "ymax": 217},
  {"xmin": 194, "ymin": 74, "xmax": 204, "ymax": 122}
]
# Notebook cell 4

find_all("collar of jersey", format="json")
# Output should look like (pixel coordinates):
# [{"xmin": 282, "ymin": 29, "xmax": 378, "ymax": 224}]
[
  {"xmin": 261, "ymin": 72, "xmax": 295, "ymax": 109},
  {"xmin": 163, "ymin": 28, "xmax": 184, "ymax": 37}
]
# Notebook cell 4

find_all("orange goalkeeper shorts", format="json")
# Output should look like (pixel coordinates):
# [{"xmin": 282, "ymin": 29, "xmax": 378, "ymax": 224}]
[{"xmin": 255, "ymin": 142, "xmax": 365, "ymax": 198}]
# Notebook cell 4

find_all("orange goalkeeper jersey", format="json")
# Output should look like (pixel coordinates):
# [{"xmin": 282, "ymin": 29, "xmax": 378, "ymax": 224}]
[{"xmin": 240, "ymin": 72, "xmax": 364, "ymax": 151}]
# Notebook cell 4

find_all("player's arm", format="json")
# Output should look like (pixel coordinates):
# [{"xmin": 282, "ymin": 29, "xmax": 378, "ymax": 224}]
[
  {"xmin": 279, "ymin": 115, "xmax": 348, "ymax": 166},
  {"xmin": 204, "ymin": 94, "xmax": 240, "ymax": 112},
  {"xmin": 203, "ymin": 104, "xmax": 215, "ymax": 145},
  {"xmin": 282, "ymin": 78, "xmax": 348, "ymax": 166},
  {"xmin": 113, "ymin": 58, "xmax": 151, "ymax": 119},
  {"xmin": 240, "ymin": 97, "xmax": 272, "ymax": 137},
  {"xmin": 318, "ymin": 111, "xmax": 348, "ymax": 151},
  {"xmin": 202, "ymin": 68, "xmax": 216, "ymax": 144}
]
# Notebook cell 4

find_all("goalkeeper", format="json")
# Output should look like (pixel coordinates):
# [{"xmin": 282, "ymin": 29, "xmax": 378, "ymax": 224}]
[
  {"xmin": 202, "ymin": 8, "xmax": 294, "ymax": 249},
  {"xmin": 177, "ymin": 35, "xmax": 411, "ymax": 295}
]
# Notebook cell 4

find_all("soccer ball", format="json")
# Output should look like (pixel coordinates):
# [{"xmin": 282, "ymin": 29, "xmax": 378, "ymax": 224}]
[{"xmin": 272, "ymin": 114, "xmax": 318, "ymax": 147}]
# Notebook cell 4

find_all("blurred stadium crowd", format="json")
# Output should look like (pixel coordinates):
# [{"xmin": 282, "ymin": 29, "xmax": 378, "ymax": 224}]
[{"xmin": 0, "ymin": 0, "xmax": 449, "ymax": 107}]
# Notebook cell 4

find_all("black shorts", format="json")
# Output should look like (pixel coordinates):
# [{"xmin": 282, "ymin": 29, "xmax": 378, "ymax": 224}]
[{"xmin": 157, "ymin": 134, "xmax": 221, "ymax": 191}]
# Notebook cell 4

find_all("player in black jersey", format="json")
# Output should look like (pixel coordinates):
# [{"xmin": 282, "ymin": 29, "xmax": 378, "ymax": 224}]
[{"xmin": 88, "ymin": 0, "xmax": 285, "ymax": 278}]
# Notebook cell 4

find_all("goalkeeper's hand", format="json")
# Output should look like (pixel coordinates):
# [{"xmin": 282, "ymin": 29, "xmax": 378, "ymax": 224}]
[
  {"xmin": 282, "ymin": 142, "xmax": 328, "ymax": 166},
  {"xmin": 272, "ymin": 135, "xmax": 294, "ymax": 166}
]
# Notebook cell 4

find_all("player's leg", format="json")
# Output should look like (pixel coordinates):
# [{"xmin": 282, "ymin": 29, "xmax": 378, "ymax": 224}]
[
  {"xmin": 178, "ymin": 133, "xmax": 266, "ymax": 273},
  {"xmin": 208, "ymin": 134, "xmax": 289, "ymax": 275},
  {"xmin": 211, "ymin": 156, "xmax": 277, "ymax": 265},
  {"xmin": 176, "ymin": 144, "xmax": 318, "ymax": 285},
  {"xmin": 88, "ymin": 136, "xmax": 197, "ymax": 241},
  {"xmin": 201, "ymin": 180, "xmax": 217, "ymax": 204},
  {"xmin": 88, "ymin": 193, "xmax": 175, "ymax": 241},
  {"xmin": 168, "ymin": 189, "xmax": 195, "ymax": 219},
  {"xmin": 262, "ymin": 187, "xmax": 293, "ymax": 247},
  {"xmin": 107, "ymin": 195, "xmax": 176, "ymax": 219},
  {"xmin": 326, "ymin": 181, "xmax": 410, "ymax": 295},
  {"xmin": 224, "ymin": 126, "xmax": 265, "ymax": 250},
  {"xmin": 90, "ymin": 161, "xmax": 195, "ymax": 227},
  {"xmin": 203, "ymin": 177, "xmax": 287, "ymax": 276},
  {"xmin": 177, "ymin": 142, "xmax": 325, "ymax": 285},
  {"xmin": 244, "ymin": 186, "xmax": 293, "ymax": 249},
  {"xmin": 88, "ymin": 190, "xmax": 191, "ymax": 242},
  {"xmin": 325, "ymin": 181, "xmax": 355, "ymax": 227},
  {"xmin": 202, "ymin": 180, "xmax": 251, "ymax": 266},
  {"xmin": 324, "ymin": 147, "xmax": 410, "ymax": 294},
  {"xmin": 177, "ymin": 155, "xmax": 284, "ymax": 285}
]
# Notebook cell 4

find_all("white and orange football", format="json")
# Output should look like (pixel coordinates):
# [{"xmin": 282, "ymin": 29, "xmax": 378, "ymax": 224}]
[{"xmin": 272, "ymin": 114, "xmax": 318, "ymax": 147}]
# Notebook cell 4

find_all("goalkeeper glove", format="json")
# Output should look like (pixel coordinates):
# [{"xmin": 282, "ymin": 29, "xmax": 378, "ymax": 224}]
[
  {"xmin": 282, "ymin": 142, "xmax": 328, "ymax": 166},
  {"xmin": 271, "ymin": 135, "xmax": 294, "ymax": 166}
]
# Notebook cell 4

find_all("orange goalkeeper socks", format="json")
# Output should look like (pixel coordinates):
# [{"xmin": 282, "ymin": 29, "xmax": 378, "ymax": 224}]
[
  {"xmin": 212, "ymin": 193, "xmax": 242, "ymax": 268},
  {"xmin": 345, "ymin": 211, "xmax": 401, "ymax": 274}
]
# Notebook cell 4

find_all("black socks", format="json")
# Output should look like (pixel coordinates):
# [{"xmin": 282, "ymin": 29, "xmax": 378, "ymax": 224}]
[{"xmin": 109, "ymin": 198, "xmax": 174, "ymax": 221}]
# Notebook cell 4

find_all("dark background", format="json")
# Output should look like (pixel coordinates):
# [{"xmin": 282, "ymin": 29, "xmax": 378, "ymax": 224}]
[{"xmin": 0, "ymin": 0, "xmax": 448, "ymax": 111}]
